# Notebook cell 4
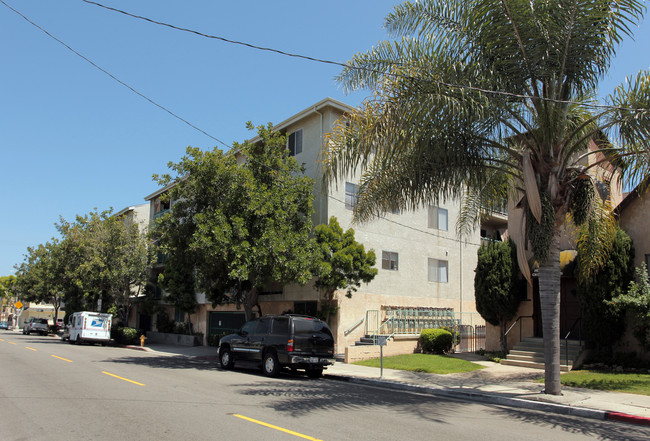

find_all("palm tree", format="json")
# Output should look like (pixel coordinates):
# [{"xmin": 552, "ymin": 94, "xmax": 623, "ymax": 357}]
[{"xmin": 321, "ymin": 0, "xmax": 650, "ymax": 395}]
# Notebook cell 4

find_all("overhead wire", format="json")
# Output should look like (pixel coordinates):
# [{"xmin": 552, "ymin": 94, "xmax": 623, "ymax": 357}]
[
  {"xmin": 0, "ymin": 0, "xmax": 230, "ymax": 148},
  {"xmin": 81, "ymin": 0, "xmax": 650, "ymax": 114}
]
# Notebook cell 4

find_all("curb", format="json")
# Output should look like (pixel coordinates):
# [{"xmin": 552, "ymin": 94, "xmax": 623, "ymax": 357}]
[
  {"xmin": 325, "ymin": 374, "xmax": 650, "ymax": 427},
  {"xmin": 606, "ymin": 411, "xmax": 650, "ymax": 427}
]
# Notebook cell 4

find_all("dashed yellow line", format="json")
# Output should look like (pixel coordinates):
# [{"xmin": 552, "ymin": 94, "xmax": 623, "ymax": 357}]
[
  {"xmin": 102, "ymin": 371, "xmax": 145, "ymax": 386},
  {"xmin": 0, "ymin": 338, "xmax": 5, "ymax": 341},
  {"xmin": 25, "ymin": 347, "xmax": 36, "ymax": 351},
  {"xmin": 232, "ymin": 414, "xmax": 323, "ymax": 441},
  {"xmin": 8, "ymin": 342, "xmax": 16, "ymax": 345},
  {"xmin": 51, "ymin": 355, "xmax": 73, "ymax": 363}
]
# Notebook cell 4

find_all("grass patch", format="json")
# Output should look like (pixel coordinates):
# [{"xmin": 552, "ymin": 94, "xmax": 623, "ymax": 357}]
[
  {"xmin": 353, "ymin": 353, "xmax": 485, "ymax": 374},
  {"xmin": 557, "ymin": 370, "xmax": 650, "ymax": 396}
]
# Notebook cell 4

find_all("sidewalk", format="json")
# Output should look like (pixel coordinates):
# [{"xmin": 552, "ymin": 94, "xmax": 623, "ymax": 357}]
[{"xmin": 129, "ymin": 343, "xmax": 650, "ymax": 427}]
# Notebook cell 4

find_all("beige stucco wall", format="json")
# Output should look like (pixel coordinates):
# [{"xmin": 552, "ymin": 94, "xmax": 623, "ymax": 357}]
[{"xmin": 619, "ymin": 191, "xmax": 650, "ymax": 269}]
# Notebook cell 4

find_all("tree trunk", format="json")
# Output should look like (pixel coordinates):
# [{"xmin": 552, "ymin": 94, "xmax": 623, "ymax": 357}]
[
  {"xmin": 538, "ymin": 232, "xmax": 562, "ymax": 395},
  {"xmin": 499, "ymin": 322, "xmax": 508, "ymax": 354},
  {"xmin": 243, "ymin": 287, "xmax": 259, "ymax": 322}
]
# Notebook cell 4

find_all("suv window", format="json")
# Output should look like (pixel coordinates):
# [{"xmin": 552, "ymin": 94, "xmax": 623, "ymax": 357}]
[
  {"xmin": 36, "ymin": 319, "xmax": 48, "ymax": 324},
  {"xmin": 271, "ymin": 317, "xmax": 289, "ymax": 335},
  {"xmin": 293, "ymin": 318, "xmax": 333, "ymax": 337},
  {"xmin": 255, "ymin": 318, "xmax": 271, "ymax": 335},
  {"xmin": 240, "ymin": 321, "xmax": 257, "ymax": 335}
]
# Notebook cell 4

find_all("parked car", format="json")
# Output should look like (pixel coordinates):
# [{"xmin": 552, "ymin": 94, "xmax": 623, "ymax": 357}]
[
  {"xmin": 22, "ymin": 318, "xmax": 49, "ymax": 336},
  {"xmin": 0, "ymin": 321, "xmax": 8, "ymax": 330},
  {"xmin": 218, "ymin": 314, "xmax": 335, "ymax": 378}
]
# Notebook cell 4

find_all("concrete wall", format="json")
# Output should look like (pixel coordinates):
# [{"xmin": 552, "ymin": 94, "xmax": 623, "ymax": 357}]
[{"xmin": 345, "ymin": 336, "xmax": 420, "ymax": 363}]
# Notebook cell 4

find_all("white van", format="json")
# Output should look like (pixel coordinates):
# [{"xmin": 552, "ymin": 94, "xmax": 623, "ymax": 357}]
[{"xmin": 68, "ymin": 311, "xmax": 112, "ymax": 345}]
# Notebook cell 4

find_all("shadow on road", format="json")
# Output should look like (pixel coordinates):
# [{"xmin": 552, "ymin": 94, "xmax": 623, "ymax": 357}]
[
  {"xmin": 100, "ymin": 354, "xmax": 221, "ymax": 371},
  {"xmin": 494, "ymin": 406, "xmax": 650, "ymax": 441},
  {"xmin": 232, "ymin": 377, "xmax": 465, "ymax": 425}
]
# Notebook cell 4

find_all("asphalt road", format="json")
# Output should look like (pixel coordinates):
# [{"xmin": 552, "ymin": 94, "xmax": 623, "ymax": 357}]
[{"xmin": 2, "ymin": 330, "xmax": 649, "ymax": 441}]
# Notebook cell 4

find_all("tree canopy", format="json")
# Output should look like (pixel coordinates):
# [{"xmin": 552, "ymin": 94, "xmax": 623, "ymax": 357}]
[
  {"xmin": 576, "ymin": 227, "xmax": 634, "ymax": 349},
  {"xmin": 153, "ymin": 123, "xmax": 316, "ymax": 321},
  {"xmin": 313, "ymin": 216, "xmax": 377, "ymax": 321},
  {"xmin": 14, "ymin": 209, "xmax": 154, "ymax": 325},
  {"xmin": 321, "ymin": 0, "xmax": 650, "ymax": 394},
  {"xmin": 474, "ymin": 239, "xmax": 524, "ymax": 353}
]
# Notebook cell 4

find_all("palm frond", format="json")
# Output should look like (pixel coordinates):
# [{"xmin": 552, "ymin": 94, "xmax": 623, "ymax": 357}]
[{"xmin": 575, "ymin": 197, "xmax": 617, "ymax": 284}]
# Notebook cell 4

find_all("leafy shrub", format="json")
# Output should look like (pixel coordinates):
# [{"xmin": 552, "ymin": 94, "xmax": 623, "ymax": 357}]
[
  {"xmin": 155, "ymin": 310, "xmax": 175, "ymax": 333},
  {"xmin": 173, "ymin": 321, "xmax": 192, "ymax": 335},
  {"xmin": 442, "ymin": 326, "xmax": 461, "ymax": 346},
  {"xmin": 112, "ymin": 327, "xmax": 140, "ymax": 345},
  {"xmin": 420, "ymin": 328, "xmax": 453, "ymax": 354}
]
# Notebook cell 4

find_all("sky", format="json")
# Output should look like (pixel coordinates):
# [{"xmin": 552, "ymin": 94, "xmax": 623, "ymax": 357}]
[{"xmin": 1, "ymin": 0, "xmax": 649, "ymax": 276}]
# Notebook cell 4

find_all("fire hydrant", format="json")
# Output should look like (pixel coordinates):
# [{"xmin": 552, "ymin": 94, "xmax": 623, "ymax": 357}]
[{"xmin": 139, "ymin": 335, "xmax": 147, "ymax": 347}]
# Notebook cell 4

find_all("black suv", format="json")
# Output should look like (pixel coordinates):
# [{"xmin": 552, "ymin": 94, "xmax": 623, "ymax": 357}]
[{"xmin": 218, "ymin": 315, "xmax": 335, "ymax": 378}]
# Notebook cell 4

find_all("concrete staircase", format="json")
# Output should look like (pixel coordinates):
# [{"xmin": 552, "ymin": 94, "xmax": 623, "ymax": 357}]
[{"xmin": 502, "ymin": 337, "xmax": 583, "ymax": 372}]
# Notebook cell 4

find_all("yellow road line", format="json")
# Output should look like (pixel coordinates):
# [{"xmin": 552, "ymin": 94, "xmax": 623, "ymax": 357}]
[
  {"xmin": 51, "ymin": 355, "xmax": 73, "ymax": 363},
  {"xmin": 8, "ymin": 342, "xmax": 16, "ymax": 345},
  {"xmin": 232, "ymin": 414, "xmax": 323, "ymax": 441},
  {"xmin": 25, "ymin": 347, "xmax": 36, "ymax": 351},
  {"xmin": 0, "ymin": 338, "xmax": 5, "ymax": 341},
  {"xmin": 102, "ymin": 371, "xmax": 145, "ymax": 386}
]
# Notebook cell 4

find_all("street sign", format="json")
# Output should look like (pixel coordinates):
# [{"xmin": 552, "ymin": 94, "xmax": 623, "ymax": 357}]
[
  {"xmin": 377, "ymin": 337, "xmax": 387, "ymax": 346},
  {"xmin": 15, "ymin": 301, "xmax": 23, "ymax": 309}
]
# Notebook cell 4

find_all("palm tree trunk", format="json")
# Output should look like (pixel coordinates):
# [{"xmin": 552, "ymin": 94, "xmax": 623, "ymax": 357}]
[{"xmin": 538, "ymin": 232, "xmax": 562, "ymax": 395}]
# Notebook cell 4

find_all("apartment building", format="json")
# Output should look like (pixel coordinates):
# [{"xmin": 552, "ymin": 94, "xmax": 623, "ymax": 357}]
[{"xmin": 142, "ymin": 98, "xmax": 498, "ymax": 357}]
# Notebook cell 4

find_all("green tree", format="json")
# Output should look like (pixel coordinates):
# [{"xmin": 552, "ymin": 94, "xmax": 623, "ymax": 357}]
[
  {"xmin": 153, "ymin": 123, "xmax": 316, "ymax": 321},
  {"xmin": 0, "ymin": 275, "xmax": 16, "ymax": 301},
  {"xmin": 313, "ymin": 216, "xmax": 378, "ymax": 322},
  {"xmin": 474, "ymin": 239, "xmax": 524, "ymax": 353},
  {"xmin": 14, "ymin": 241, "xmax": 65, "ymax": 326},
  {"xmin": 56, "ymin": 209, "xmax": 154, "ymax": 325},
  {"xmin": 1, "ymin": 275, "xmax": 17, "ymax": 324},
  {"xmin": 611, "ymin": 264, "xmax": 650, "ymax": 351},
  {"xmin": 321, "ymin": 0, "xmax": 650, "ymax": 394},
  {"xmin": 576, "ymin": 227, "xmax": 634, "ymax": 349}
]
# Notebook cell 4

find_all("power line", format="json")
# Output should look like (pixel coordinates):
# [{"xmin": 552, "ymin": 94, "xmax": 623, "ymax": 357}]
[
  {"xmin": 0, "ymin": 0, "xmax": 230, "ymax": 148},
  {"xmin": 82, "ymin": 0, "xmax": 650, "ymax": 114}
]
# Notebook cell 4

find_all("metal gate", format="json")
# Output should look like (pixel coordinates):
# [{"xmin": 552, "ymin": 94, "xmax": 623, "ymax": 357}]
[{"xmin": 456, "ymin": 324, "xmax": 486, "ymax": 353}]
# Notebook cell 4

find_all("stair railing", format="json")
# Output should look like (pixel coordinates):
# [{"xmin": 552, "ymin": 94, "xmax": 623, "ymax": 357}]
[
  {"xmin": 344, "ymin": 316, "xmax": 364, "ymax": 336},
  {"xmin": 504, "ymin": 315, "xmax": 534, "ymax": 345},
  {"xmin": 563, "ymin": 317, "xmax": 582, "ymax": 366}
]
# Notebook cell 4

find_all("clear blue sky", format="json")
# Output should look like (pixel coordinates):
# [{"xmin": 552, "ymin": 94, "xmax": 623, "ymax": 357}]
[{"xmin": 1, "ymin": 0, "xmax": 648, "ymax": 276}]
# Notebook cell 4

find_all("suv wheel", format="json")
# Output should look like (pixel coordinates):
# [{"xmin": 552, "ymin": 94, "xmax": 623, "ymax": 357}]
[
  {"xmin": 219, "ymin": 347, "xmax": 235, "ymax": 370},
  {"xmin": 306, "ymin": 367, "xmax": 323, "ymax": 379},
  {"xmin": 262, "ymin": 351, "xmax": 280, "ymax": 377}
]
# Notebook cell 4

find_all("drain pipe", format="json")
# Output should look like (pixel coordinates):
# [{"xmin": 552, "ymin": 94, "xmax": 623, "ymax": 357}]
[{"xmin": 313, "ymin": 105, "xmax": 325, "ymax": 225}]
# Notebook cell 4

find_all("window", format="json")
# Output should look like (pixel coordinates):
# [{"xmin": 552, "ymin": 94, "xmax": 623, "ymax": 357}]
[
  {"xmin": 271, "ymin": 317, "xmax": 290, "ymax": 335},
  {"xmin": 255, "ymin": 318, "xmax": 271, "ymax": 335},
  {"xmin": 382, "ymin": 251, "xmax": 399, "ymax": 271},
  {"xmin": 288, "ymin": 129, "xmax": 303, "ymax": 156},
  {"xmin": 293, "ymin": 301, "xmax": 318, "ymax": 316},
  {"xmin": 428, "ymin": 258, "xmax": 448, "ymax": 283},
  {"xmin": 428, "ymin": 205, "xmax": 448, "ymax": 231},
  {"xmin": 174, "ymin": 308, "xmax": 185, "ymax": 323},
  {"xmin": 345, "ymin": 182, "xmax": 359, "ymax": 210}
]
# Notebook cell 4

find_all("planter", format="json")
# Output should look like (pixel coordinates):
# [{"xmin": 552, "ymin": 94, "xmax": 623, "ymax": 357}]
[{"xmin": 147, "ymin": 331, "xmax": 203, "ymax": 346}]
